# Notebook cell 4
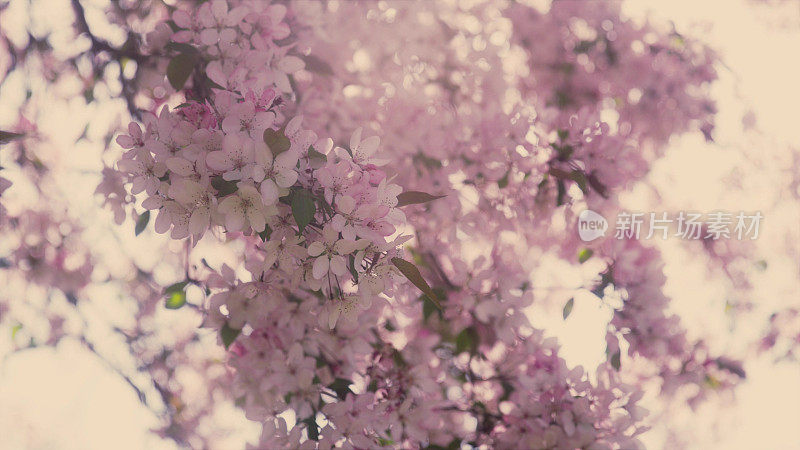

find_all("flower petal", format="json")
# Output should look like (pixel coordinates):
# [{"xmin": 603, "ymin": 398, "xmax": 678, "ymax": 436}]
[{"xmin": 312, "ymin": 256, "xmax": 329, "ymax": 279}]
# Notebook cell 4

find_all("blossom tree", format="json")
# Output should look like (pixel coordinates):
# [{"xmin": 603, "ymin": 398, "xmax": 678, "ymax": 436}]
[{"xmin": 0, "ymin": 0, "xmax": 797, "ymax": 448}]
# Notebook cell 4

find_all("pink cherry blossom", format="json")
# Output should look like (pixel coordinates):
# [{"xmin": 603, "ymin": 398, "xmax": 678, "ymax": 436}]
[{"xmin": 218, "ymin": 183, "xmax": 271, "ymax": 232}]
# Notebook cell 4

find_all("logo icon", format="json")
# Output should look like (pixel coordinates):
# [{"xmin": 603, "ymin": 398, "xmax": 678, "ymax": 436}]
[{"xmin": 578, "ymin": 209, "xmax": 608, "ymax": 242}]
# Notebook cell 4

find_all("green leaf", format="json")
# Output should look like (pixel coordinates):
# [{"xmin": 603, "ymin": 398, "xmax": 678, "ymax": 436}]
[
  {"xmin": 165, "ymin": 42, "xmax": 199, "ymax": 55},
  {"xmin": 163, "ymin": 280, "xmax": 190, "ymax": 295},
  {"xmin": 391, "ymin": 348, "xmax": 407, "ymax": 368},
  {"xmin": 570, "ymin": 170, "xmax": 589, "ymax": 194},
  {"xmin": 0, "ymin": 131, "xmax": 24, "ymax": 146},
  {"xmin": 302, "ymin": 54, "xmax": 334, "ymax": 75},
  {"xmin": 263, "ymin": 128, "xmax": 291, "ymax": 155},
  {"xmin": 704, "ymin": 374, "xmax": 721, "ymax": 389},
  {"xmin": 328, "ymin": 378, "xmax": 353, "ymax": 400},
  {"xmin": 391, "ymin": 257, "xmax": 441, "ymax": 309},
  {"xmin": 425, "ymin": 439, "xmax": 462, "ymax": 450},
  {"xmin": 220, "ymin": 323, "xmax": 241, "ymax": 350},
  {"xmin": 163, "ymin": 281, "xmax": 189, "ymax": 309},
  {"xmin": 167, "ymin": 53, "xmax": 199, "ymax": 90},
  {"xmin": 165, "ymin": 290, "xmax": 186, "ymax": 309},
  {"xmin": 499, "ymin": 380, "xmax": 514, "ymax": 402},
  {"xmin": 258, "ymin": 225, "xmax": 273, "ymax": 242},
  {"xmin": 135, "ymin": 210, "xmax": 150, "ymax": 236},
  {"xmin": 562, "ymin": 297, "xmax": 574, "ymax": 320},
  {"xmin": 165, "ymin": 20, "xmax": 181, "ymax": 33},
  {"xmin": 307, "ymin": 145, "xmax": 327, "ymax": 163},
  {"xmin": 422, "ymin": 295, "xmax": 437, "ymax": 321},
  {"xmin": 396, "ymin": 191, "xmax": 446, "ymax": 207},
  {"xmin": 291, "ymin": 191, "xmax": 316, "ymax": 233},
  {"xmin": 574, "ymin": 39, "xmax": 596, "ymax": 54},
  {"xmin": 303, "ymin": 416, "xmax": 319, "ymax": 441},
  {"xmin": 347, "ymin": 254, "xmax": 359, "ymax": 282},
  {"xmin": 367, "ymin": 379, "xmax": 379, "ymax": 392},
  {"xmin": 11, "ymin": 323, "xmax": 22, "ymax": 340},
  {"xmin": 586, "ymin": 172, "xmax": 608, "ymax": 198},
  {"xmin": 211, "ymin": 176, "xmax": 238, "ymax": 196},
  {"xmin": 422, "ymin": 288, "xmax": 445, "ymax": 321},
  {"xmin": 205, "ymin": 76, "xmax": 226, "ymax": 91},
  {"xmin": 455, "ymin": 327, "xmax": 478, "ymax": 355},
  {"xmin": 578, "ymin": 248, "xmax": 593, "ymax": 264},
  {"xmin": 497, "ymin": 170, "xmax": 510, "ymax": 189},
  {"xmin": 714, "ymin": 357, "xmax": 746, "ymax": 378},
  {"xmin": 556, "ymin": 179, "xmax": 567, "ymax": 206},
  {"xmin": 610, "ymin": 350, "xmax": 621, "ymax": 371},
  {"xmin": 551, "ymin": 143, "xmax": 574, "ymax": 161}
]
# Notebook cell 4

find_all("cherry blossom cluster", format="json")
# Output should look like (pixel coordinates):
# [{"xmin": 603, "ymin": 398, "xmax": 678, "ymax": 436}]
[
  {"xmin": 114, "ymin": 100, "xmax": 409, "ymax": 320},
  {"xmin": 757, "ymin": 308, "xmax": 800, "ymax": 362},
  {"xmin": 111, "ymin": 0, "xmax": 411, "ymax": 323},
  {"xmin": 89, "ymin": 0, "xmax": 761, "ymax": 447},
  {"xmin": 0, "ymin": 208, "xmax": 94, "ymax": 358},
  {"xmin": 0, "ymin": 209, "xmax": 92, "ymax": 296},
  {"xmin": 292, "ymin": 0, "xmax": 742, "ymax": 389},
  {"xmin": 489, "ymin": 336, "xmax": 647, "ymax": 449},
  {"xmin": 507, "ymin": 0, "xmax": 718, "ymax": 148},
  {"xmin": 600, "ymin": 238, "xmax": 746, "ymax": 407},
  {"xmin": 98, "ymin": 0, "xmax": 657, "ymax": 446}
]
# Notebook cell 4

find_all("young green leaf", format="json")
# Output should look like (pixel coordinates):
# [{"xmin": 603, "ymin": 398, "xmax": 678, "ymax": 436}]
[
  {"xmin": 303, "ymin": 416, "xmax": 319, "ymax": 441},
  {"xmin": 610, "ymin": 350, "xmax": 621, "ymax": 371},
  {"xmin": 165, "ymin": 290, "xmax": 186, "ymax": 309},
  {"xmin": 422, "ymin": 295, "xmax": 438, "ymax": 321},
  {"xmin": 570, "ymin": 170, "xmax": 589, "ymax": 194},
  {"xmin": 307, "ymin": 145, "xmax": 327, "ymax": 164},
  {"xmin": 422, "ymin": 288, "xmax": 445, "ymax": 321},
  {"xmin": 165, "ymin": 20, "xmax": 181, "ymax": 33},
  {"xmin": 497, "ymin": 170, "xmax": 510, "ymax": 189},
  {"xmin": 135, "ymin": 210, "xmax": 150, "ymax": 236},
  {"xmin": 0, "ymin": 131, "xmax": 24, "ymax": 146},
  {"xmin": 347, "ymin": 254, "xmax": 359, "ymax": 282},
  {"xmin": 455, "ymin": 327, "xmax": 478, "ymax": 354},
  {"xmin": 165, "ymin": 42, "xmax": 199, "ymax": 55},
  {"xmin": 327, "ymin": 378, "xmax": 353, "ymax": 400},
  {"xmin": 163, "ymin": 280, "xmax": 189, "ymax": 295},
  {"xmin": 205, "ymin": 76, "xmax": 226, "ymax": 91},
  {"xmin": 390, "ymin": 257, "xmax": 442, "ymax": 309},
  {"xmin": 556, "ymin": 179, "xmax": 567, "ymax": 206},
  {"xmin": 258, "ymin": 225, "xmax": 273, "ymax": 242},
  {"xmin": 220, "ymin": 323, "xmax": 241, "ymax": 350},
  {"xmin": 396, "ymin": 191, "xmax": 446, "ymax": 207},
  {"xmin": 211, "ymin": 176, "xmax": 238, "ymax": 196},
  {"xmin": 263, "ymin": 128, "xmax": 291, "ymax": 155},
  {"xmin": 11, "ymin": 323, "xmax": 22, "ymax": 340},
  {"xmin": 167, "ymin": 53, "xmax": 199, "ymax": 90},
  {"xmin": 302, "ymin": 54, "xmax": 334, "ymax": 76},
  {"xmin": 562, "ymin": 297, "xmax": 574, "ymax": 319},
  {"xmin": 291, "ymin": 191, "xmax": 316, "ymax": 233}
]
